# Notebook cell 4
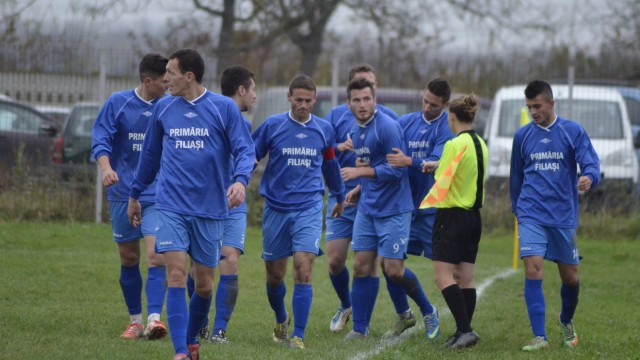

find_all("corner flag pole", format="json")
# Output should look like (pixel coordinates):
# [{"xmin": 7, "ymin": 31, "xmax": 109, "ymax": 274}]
[{"xmin": 513, "ymin": 107, "xmax": 530, "ymax": 270}]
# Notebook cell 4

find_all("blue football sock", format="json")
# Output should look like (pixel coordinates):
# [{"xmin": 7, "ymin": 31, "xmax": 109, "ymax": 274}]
[
  {"xmin": 400, "ymin": 268, "xmax": 433, "ymax": 316},
  {"xmin": 292, "ymin": 284, "xmax": 313, "ymax": 339},
  {"xmin": 187, "ymin": 272, "xmax": 195, "ymax": 299},
  {"xmin": 351, "ymin": 276, "xmax": 370, "ymax": 334},
  {"xmin": 145, "ymin": 266, "xmax": 167, "ymax": 316},
  {"xmin": 167, "ymin": 287, "xmax": 188, "ymax": 355},
  {"xmin": 213, "ymin": 274, "xmax": 239, "ymax": 333},
  {"xmin": 560, "ymin": 282, "xmax": 579, "ymax": 324},
  {"xmin": 524, "ymin": 278, "xmax": 546, "ymax": 339},
  {"xmin": 120, "ymin": 264, "xmax": 143, "ymax": 316},
  {"xmin": 366, "ymin": 276, "xmax": 379, "ymax": 327},
  {"xmin": 187, "ymin": 292, "xmax": 212, "ymax": 345},
  {"xmin": 329, "ymin": 268, "xmax": 352, "ymax": 309},
  {"xmin": 266, "ymin": 282, "xmax": 287, "ymax": 324},
  {"xmin": 383, "ymin": 271, "xmax": 410, "ymax": 315}
]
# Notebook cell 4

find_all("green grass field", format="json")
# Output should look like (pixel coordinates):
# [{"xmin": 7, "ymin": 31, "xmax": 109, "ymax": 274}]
[{"xmin": 1, "ymin": 223, "xmax": 638, "ymax": 359}]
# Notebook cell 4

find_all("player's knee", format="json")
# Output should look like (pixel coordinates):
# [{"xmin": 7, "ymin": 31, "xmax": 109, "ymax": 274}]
[
  {"xmin": 120, "ymin": 252, "xmax": 140, "ymax": 267},
  {"xmin": 146, "ymin": 252, "xmax": 164, "ymax": 267},
  {"xmin": 328, "ymin": 257, "xmax": 346, "ymax": 274}
]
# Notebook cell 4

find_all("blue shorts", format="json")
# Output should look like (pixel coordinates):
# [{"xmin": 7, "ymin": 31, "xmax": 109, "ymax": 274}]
[
  {"xmin": 352, "ymin": 211, "xmax": 411, "ymax": 260},
  {"xmin": 262, "ymin": 200, "xmax": 323, "ymax": 261},
  {"xmin": 518, "ymin": 222, "xmax": 579, "ymax": 265},
  {"xmin": 156, "ymin": 209, "xmax": 223, "ymax": 268},
  {"xmin": 109, "ymin": 201, "xmax": 156, "ymax": 243},
  {"xmin": 325, "ymin": 193, "xmax": 357, "ymax": 241},
  {"xmin": 406, "ymin": 213, "xmax": 435, "ymax": 259},
  {"xmin": 223, "ymin": 211, "xmax": 247, "ymax": 254}
]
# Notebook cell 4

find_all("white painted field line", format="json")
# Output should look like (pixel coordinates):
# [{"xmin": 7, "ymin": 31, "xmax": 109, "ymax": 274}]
[{"xmin": 350, "ymin": 268, "xmax": 517, "ymax": 360}]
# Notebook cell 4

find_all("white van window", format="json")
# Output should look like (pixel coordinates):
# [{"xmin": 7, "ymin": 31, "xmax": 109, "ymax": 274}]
[{"xmin": 498, "ymin": 99, "xmax": 623, "ymax": 139}]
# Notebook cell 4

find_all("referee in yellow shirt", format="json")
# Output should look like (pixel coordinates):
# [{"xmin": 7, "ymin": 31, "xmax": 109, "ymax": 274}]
[{"xmin": 421, "ymin": 93, "xmax": 487, "ymax": 349}]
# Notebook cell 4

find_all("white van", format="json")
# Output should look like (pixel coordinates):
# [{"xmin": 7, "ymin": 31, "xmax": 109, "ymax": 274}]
[{"xmin": 484, "ymin": 84, "xmax": 638, "ymax": 191}]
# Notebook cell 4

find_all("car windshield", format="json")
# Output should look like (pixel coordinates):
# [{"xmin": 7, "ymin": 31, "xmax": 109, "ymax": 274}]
[
  {"xmin": 498, "ymin": 99, "xmax": 623, "ymax": 139},
  {"xmin": 67, "ymin": 105, "xmax": 99, "ymax": 137},
  {"xmin": 623, "ymin": 96, "xmax": 640, "ymax": 127}
]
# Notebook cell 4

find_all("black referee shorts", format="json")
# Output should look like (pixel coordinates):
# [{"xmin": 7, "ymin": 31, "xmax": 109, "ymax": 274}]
[{"xmin": 432, "ymin": 208, "xmax": 482, "ymax": 264}]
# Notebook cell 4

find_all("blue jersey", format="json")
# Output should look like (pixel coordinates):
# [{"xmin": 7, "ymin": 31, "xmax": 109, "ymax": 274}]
[
  {"xmin": 510, "ymin": 116, "xmax": 600, "ymax": 228},
  {"xmin": 130, "ymin": 90, "xmax": 255, "ymax": 219},
  {"xmin": 252, "ymin": 111, "xmax": 345, "ymax": 212},
  {"xmin": 397, "ymin": 111, "xmax": 454, "ymax": 215},
  {"xmin": 349, "ymin": 111, "xmax": 413, "ymax": 217},
  {"xmin": 91, "ymin": 89, "xmax": 160, "ymax": 202},
  {"xmin": 228, "ymin": 116, "xmax": 253, "ymax": 215},
  {"xmin": 325, "ymin": 103, "xmax": 398, "ymax": 191}
]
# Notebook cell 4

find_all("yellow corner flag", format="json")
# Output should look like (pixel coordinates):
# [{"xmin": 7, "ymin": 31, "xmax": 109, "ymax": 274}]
[
  {"xmin": 520, "ymin": 107, "xmax": 530, "ymax": 127},
  {"xmin": 419, "ymin": 145, "xmax": 467, "ymax": 209}
]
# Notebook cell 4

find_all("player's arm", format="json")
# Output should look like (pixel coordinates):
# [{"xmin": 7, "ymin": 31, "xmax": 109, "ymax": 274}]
[
  {"xmin": 130, "ymin": 110, "xmax": 163, "ymax": 200},
  {"xmin": 97, "ymin": 155, "xmax": 118, "ymax": 187},
  {"xmin": 509, "ymin": 134, "xmax": 525, "ymax": 214},
  {"xmin": 251, "ymin": 119, "xmax": 270, "ymax": 164},
  {"xmin": 227, "ymin": 103, "xmax": 255, "ymax": 195},
  {"xmin": 91, "ymin": 97, "xmax": 119, "ymax": 186},
  {"xmin": 574, "ymin": 128, "xmax": 601, "ymax": 191},
  {"xmin": 374, "ymin": 123, "xmax": 406, "ymax": 182}
]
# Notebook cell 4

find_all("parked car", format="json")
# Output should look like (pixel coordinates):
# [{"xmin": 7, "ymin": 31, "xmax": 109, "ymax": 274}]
[
  {"xmin": 484, "ymin": 84, "xmax": 638, "ymax": 193},
  {"xmin": 613, "ymin": 86, "xmax": 640, "ymax": 192},
  {"xmin": 0, "ymin": 99, "xmax": 59, "ymax": 173},
  {"xmin": 52, "ymin": 102, "xmax": 101, "ymax": 179},
  {"xmin": 35, "ymin": 104, "xmax": 71, "ymax": 130}
]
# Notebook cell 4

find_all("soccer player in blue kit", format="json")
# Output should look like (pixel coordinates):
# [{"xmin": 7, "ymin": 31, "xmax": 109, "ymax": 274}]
[
  {"xmin": 189, "ymin": 65, "xmax": 257, "ymax": 344},
  {"xmin": 91, "ymin": 53, "xmax": 169, "ymax": 341},
  {"xmin": 383, "ymin": 78, "xmax": 455, "ymax": 338},
  {"xmin": 324, "ymin": 64, "xmax": 398, "ymax": 333},
  {"xmin": 209, "ymin": 65, "xmax": 257, "ymax": 343},
  {"xmin": 340, "ymin": 78, "xmax": 434, "ymax": 340},
  {"xmin": 252, "ymin": 75, "xmax": 345, "ymax": 349},
  {"xmin": 128, "ymin": 49, "xmax": 255, "ymax": 360},
  {"xmin": 510, "ymin": 80, "xmax": 600, "ymax": 351}
]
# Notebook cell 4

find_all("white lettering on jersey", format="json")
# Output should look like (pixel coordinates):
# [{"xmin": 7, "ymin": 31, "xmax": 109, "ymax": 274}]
[
  {"xmin": 530, "ymin": 151, "xmax": 564, "ymax": 161},
  {"xmin": 281, "ymin": 147, "xmax": 317, "ymax": 156},
  {"xmin": 129, "ymin": 132, "xmax": 145, "ymax": 140},
  {"xmin": 169, "ymin": 127, "xmax": 210, "ymax": 137},
  {"xmin": 534, "ymin": 162, "xmax": 560, "ymax": 171},
  {"xmin": 408, "ymin": 140, "xmax": 430, "ymax": 149},
  {"xmin": 175, "ymin": 140, "xmax": 205, "ymax": 150},
  {"xmin": 287, "ymin": 158, "xmax": 312, "ymax": 167}
]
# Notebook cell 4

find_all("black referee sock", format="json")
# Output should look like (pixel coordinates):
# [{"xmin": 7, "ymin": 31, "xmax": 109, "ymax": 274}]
[
  {"xmin": 462, "ymin": 288, "xmax": 477, "ymax": 324},
  {"xmin": 442, "ymin": 284, "xmax": 472, "ymax": 333}
]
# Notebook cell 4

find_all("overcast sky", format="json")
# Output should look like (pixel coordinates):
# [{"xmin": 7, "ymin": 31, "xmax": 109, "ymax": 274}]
[{"xmin": 22, "ymin": 0, "xmax": 611, "ymax": 54}]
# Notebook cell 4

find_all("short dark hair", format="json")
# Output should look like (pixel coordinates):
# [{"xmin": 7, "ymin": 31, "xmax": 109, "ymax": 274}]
[
  {"xmin": 525, "ymin": 80, "xmax": 554, "ymax": 101},
  {"xmin": 220, "ymin": 65, "xmax": 255, "ymax": 97},
  {"xmin": 347, "ymin": 77, "xmax": 376, "ymax": 100},
  {"xmin": 168, "ymin": 49, "xmax": 205, "ymax": 84},
  {"xmin": 288, "ymin": 75, "xmax": 316, "ymax": 95},
  {"xmin": 449, "ymin": 93, "xmax": 480, "ymax": 123},
  {"xmin": 348, "ymin": 63, "xmax": 376, "ymax": 82},
  {"xmin": 139, "ymin": 53, "xmax": 168, "ymax": 82},
  {"xmin": 426, "ymin": 78, "xmax": 451, "ymax": 103}
]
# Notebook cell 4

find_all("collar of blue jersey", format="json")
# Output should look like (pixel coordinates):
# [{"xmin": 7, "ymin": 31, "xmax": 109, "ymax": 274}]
[
  {"xmin": 422, "ymin": 110, "xmax": 446, "ymax": 125},
  {"xmin": 288, "ymin": 110, "xmax": 312, "ymax": 125},
  {"xmin": 183, "ymin": 88, "xmax": 208, "ymax": 105},
  {"xmin": 536, "ymin": 114, "xmax": 558, "ymax": 131},
  {"xmin": 357, "ymin": 109, "xmax": 378, "ymax": 128},
  {"xmin": 134, "ymin": 87, "xmax": 156, "ymax": 105}
]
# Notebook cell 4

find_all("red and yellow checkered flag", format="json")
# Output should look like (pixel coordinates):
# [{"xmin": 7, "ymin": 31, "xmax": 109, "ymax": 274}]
[{"xmin": 419, "ymin": 145, "xmax": 467, "ymax": 209}]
